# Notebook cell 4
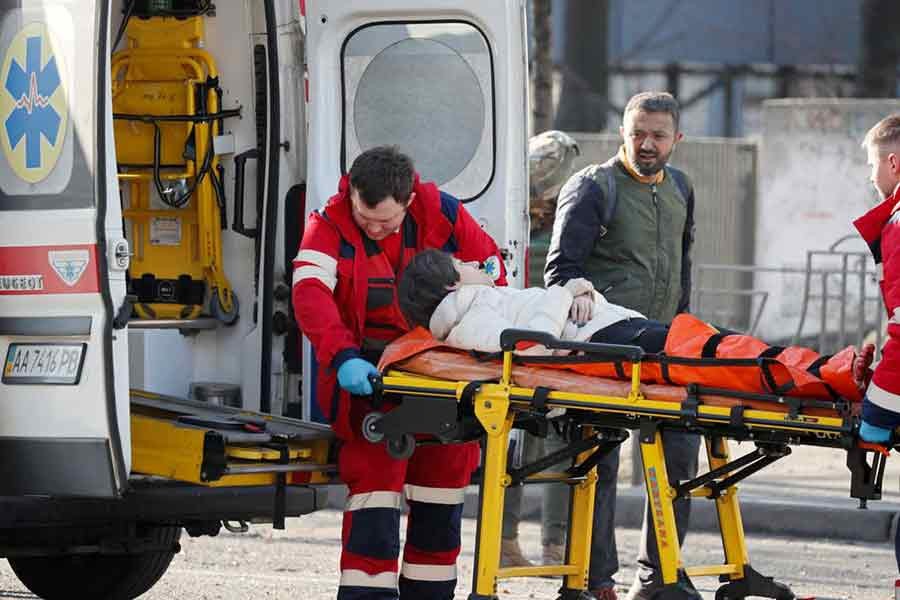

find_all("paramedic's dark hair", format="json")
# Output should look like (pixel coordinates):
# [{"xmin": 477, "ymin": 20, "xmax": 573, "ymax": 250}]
[
  {"xmin": 349, "ymin": 146, "xmax": 416, "ymax": 208},
  {"xmin": 624, "ymin": 91, "xmax": 680, "ymax": 132},
  {"xmin": 399, "ymin": 249, "xmax": 460, "ymax": 329}
]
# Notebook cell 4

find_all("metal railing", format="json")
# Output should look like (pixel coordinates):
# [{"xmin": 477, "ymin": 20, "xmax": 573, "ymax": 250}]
[{"xmin": 693, "ymin": 236, "xmax": 883, "ymax": 355}]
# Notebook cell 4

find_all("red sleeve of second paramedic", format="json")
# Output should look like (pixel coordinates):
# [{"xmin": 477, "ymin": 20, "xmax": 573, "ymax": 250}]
[
  {"xmin": 856, "ymin": 195, "xmax": 900, "ymax": 401},
  {"xmin": 452, "ymin": 203, "xmax": 508, "ymax": 287},
  {"xmin": 291, "ymin": 211, "xmax": 358, "ymax": 368}
]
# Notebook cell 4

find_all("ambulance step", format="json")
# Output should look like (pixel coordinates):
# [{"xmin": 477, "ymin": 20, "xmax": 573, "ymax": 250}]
[
  {"xmin": 128, "ymin": 318, "xmax": 220, "ymax": 330},
  {"xmin": 224, "ymin": 463, "xmax": 337, "ymax": 475}
]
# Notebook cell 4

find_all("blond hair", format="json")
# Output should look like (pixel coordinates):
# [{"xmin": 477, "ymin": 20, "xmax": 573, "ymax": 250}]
[{"xmin": 862, "ymin": 114, "xmax": 900, "ymax": 153}]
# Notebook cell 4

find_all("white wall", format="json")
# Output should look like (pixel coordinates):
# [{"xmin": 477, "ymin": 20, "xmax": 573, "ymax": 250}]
[{"xmin": 754, "ymin": 99, "xmax": 900, "ymax": 344}]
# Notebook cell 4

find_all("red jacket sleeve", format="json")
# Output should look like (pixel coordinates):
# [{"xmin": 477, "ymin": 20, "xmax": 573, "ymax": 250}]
[
  {"xmin": 452, "ymin": 203, "xmax": 508, "ymax": 287},
  {"xmin": 291, "ymin": 212, "xmax": 359, "ymax": 369}
]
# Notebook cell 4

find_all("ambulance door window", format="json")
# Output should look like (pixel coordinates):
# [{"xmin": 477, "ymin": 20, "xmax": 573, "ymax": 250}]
[
  {"xmin": 342, "ymin": 22, "xmax": 494, "ymax": 202},
  {"xmin": 0, "ymin": 1, "xmax": 91, "ymax": 210}
]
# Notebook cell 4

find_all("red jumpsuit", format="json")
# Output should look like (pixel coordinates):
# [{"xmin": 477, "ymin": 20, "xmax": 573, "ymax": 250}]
[
  {"xmin": 855, "ymin": 187, "xmax": 900, "ymax": 426},
  {"xmin": 292, "ymin": 174, "xmax": 506, "ymax": 600}
]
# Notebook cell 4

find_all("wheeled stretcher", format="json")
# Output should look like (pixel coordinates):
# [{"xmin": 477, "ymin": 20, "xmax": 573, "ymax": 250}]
[{"xmin": 365, "ymin": 328, "xmax": 890, "ymax": 600}]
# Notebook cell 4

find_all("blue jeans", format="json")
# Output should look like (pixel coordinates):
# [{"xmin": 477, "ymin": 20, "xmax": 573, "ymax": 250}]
[{"xmin": 861, "ymin": 396, "xmax": 900, "ymax": 430}]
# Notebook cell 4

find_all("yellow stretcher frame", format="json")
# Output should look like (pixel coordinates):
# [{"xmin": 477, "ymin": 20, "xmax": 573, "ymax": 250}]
[
  {"xmin": 129, "ymin": 389, "xmax": 335, "ymax": 489},
  {"xmin": 373, "ymin": 337, "xmax": 879, "ymax": 600}
]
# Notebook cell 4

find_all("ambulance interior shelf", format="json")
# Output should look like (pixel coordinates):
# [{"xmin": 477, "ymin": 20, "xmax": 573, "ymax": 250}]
[
  {"xmin": 362, "ymin": 328, "xmax": 890, "ymax": 599},
  {"xmin": 112, "ymin": 15, "xmax": 242, "ymax": 326}
]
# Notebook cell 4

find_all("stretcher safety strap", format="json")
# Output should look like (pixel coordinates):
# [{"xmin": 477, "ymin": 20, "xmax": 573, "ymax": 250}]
[
  {"xmin": 659, "ymin": 356, "xmax": 673, "ymax": 384},
  {"xmin": 757, "ymin": 346, "xmax": 784, "ymax": 359},
  {"xmin": 701, "ymin": 332, "xmax": 729, "ymax": 358},
  {"xmin": 531, "ymin": 386, "xmax": 551, "ymax": 412},
  {"xmin": 806, "ymin": 354, "xmax": 830, "ymax": 377}
]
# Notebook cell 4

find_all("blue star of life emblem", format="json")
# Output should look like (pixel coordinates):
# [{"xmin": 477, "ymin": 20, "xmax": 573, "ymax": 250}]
[
  {"xmin": 4, "ymin": 35, "xmax": 62, "ymax": 170},
  {"xmin": 482, "ymin": 255, "xmax": 501, "ymax": 281}
]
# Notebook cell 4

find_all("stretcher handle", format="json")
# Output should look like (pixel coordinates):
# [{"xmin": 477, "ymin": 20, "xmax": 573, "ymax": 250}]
[{"xmin": 499, "ymin": 328, "xmax": 645, "ymax": 361}]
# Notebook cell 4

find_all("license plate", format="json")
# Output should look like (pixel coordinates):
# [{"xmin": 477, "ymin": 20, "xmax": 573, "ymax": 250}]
[{"xmin": 3, "ymin": 343, "xmax": 86, "ymax": 385}]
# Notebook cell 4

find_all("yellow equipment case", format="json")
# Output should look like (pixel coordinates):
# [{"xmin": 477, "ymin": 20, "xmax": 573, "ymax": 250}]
[{"xmin": 112, "ymin": 16, "xmax": 239, "ymax": 323}]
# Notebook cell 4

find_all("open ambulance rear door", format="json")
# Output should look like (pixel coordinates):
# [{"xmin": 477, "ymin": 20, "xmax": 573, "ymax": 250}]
[
  {"xmin": 0, "ymin": 0, "xmax": 129, "ymax": 496},
  {"xmin": 301, "ymin": 0, "xmax": 529, "ymax": 416}
]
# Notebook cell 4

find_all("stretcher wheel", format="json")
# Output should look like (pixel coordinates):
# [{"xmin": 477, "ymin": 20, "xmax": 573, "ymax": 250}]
[
  {"xmin": 387, "ymin": 433, "xmax": 416, "ymax": 460},
  {"xmin": 209, "ymin": 289, "xmax": 240, "ymax": 325},
  {"xmin": 362, "ymin": 412, "xmax": 385, "ymax": 443}
]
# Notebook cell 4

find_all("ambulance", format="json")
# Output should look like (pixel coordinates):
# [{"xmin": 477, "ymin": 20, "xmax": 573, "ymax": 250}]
[{"xmin": 0, "ymin": 0, "xmax": 527, "ymax": 597}]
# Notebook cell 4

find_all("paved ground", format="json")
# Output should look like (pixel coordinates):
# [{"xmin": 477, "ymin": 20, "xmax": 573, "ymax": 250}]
[
  {"xmin": 0, "ymin": 439, "xmax": 894, "ymax": 599},
  {"xmin": 0, "ymin": 510, "xmax": 893, "ymax": 600}
]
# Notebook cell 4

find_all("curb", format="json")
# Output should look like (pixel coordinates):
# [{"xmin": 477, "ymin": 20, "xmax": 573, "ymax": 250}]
[
  {"xmin": 465, "ymin": 485, "xmax": 897, "ymax": 543},
  {"xmin": 322, "ymin": 484, "xmax": 897, "ymax": 542}
]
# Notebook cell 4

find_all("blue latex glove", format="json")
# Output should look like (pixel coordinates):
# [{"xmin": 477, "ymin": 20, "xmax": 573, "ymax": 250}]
[
  {"xmin": 337, "ymin": 358, "xmax": 379, "ymax": 396},
  {"xmin": 859, "ymin": 420, "xmax": 893, "ymax": 443}
]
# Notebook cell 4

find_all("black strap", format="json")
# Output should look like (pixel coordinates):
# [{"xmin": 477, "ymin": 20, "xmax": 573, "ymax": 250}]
[
  {"xmin": 807, "ymin": 354, "xmax": 832, "ymax": 377},
  {"xmin": 470, "ymin": 350, "xmax": 504, "ymax": 362},
  {"xmin": 681, "ymin": 385, "xmax": 701, "ymax": 426},
  {"xmin": 758, "ymin": 346, "xmax": 785, "ymax": 359},
  {"xmin": 759, "ymin": 360, "xmax": 795, "ymax": 395},
  {"xmin": 531, "ymin": 386, "xmax": 551, "ymax": 413},
  {"xmin": 460, "ymin": 381, "xmax": 484, "ymax": 406},
  {"xmin": 666, "ymin": 165, "xmax": 692, "ymax": 206},
  {"xmin": 595, "ymin": 158, "xmax": 619, "ymax": 238},
  {"xmin": 785, "ymin": 397, "xmax": 802, "ymax": 419},
  {"xmin": 613, "ymin": 361, "xmax": 626, "ymax": 378},
  {"xmin": 701, "ymin": 333, "xmax": 729, "ymax": 358},
  {"xmin": 659, "ymin": 354, "xmax": 674, "ymax": 384},
  {"xmin": 729, "ymin": 405, "xmax": 746, "ymax": 428}
]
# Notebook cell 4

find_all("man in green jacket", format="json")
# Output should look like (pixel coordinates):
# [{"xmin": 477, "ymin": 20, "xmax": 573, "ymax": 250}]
[{"xmin": 545, "ymin": 91, "xmax": 699, "ymax": 600}]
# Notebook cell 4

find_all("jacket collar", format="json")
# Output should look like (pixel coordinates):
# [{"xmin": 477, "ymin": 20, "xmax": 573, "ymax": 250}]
[
  {"xmin": 617, "ymin": 145, "xmax": 665, "ymax": 185},
  {"xmin": 853, "ymin": 184, "xmax": 900, "ymax": 245}
]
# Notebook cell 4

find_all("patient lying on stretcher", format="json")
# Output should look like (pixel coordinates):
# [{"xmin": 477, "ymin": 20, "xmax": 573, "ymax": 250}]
[{"xmin": 397, "ymin": 249, "xmax": 874, "ymax": 400}]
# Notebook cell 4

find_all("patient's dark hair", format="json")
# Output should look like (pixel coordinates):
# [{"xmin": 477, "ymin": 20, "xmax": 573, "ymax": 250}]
[{"xmin": 399, "ymin": 249, "xmax": 460, "ymax": 328}]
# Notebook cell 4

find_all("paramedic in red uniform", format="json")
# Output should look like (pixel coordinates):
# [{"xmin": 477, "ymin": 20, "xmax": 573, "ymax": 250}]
[{"xmin": 292, "ymin": 146, "xmax": 506, "ymax": 600}]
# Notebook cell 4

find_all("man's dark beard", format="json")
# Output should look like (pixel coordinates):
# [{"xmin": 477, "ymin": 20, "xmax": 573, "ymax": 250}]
[{"xmin": 630, "ymin": 148, "xmax": 671, "ymax": 176}]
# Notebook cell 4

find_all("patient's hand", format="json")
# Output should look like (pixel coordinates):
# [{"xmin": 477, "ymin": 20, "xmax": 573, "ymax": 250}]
[{"xmin": 569, "ymin": 294, "xmax": 593, "ymax": 325}]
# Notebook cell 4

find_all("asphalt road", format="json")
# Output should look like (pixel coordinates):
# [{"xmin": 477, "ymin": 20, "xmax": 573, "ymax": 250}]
[{"xmin": 0, "ymin": 510, "xmax": 893, "ymax": 599}]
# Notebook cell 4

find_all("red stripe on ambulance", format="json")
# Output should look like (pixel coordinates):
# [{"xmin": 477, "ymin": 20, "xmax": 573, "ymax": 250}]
[{"xmin": 0, "ymin": 244, "xmax": 100, "ymax": 295}]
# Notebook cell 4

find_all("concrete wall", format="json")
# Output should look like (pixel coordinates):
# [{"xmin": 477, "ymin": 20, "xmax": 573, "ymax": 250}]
[
  {"xmin": 531, "ymin": 133, "xmax": 757, "ymax": 328},
  {"xmin": 754, "ymin": 99, "xmax": 900, "ymax": 344}
]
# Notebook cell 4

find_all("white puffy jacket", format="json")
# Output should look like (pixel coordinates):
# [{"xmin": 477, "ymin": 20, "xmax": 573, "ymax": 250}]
[{"xmin": 428, "ymin": 279, "xmax": 645, "ymax": 355}]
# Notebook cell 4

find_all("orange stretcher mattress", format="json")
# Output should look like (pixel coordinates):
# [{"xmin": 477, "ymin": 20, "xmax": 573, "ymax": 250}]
[{"xmin": 378, "ymin": 326, "xmax": 860, "ymax": 419}]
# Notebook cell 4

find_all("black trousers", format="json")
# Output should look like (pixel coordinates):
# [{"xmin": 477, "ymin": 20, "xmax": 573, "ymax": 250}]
[{"xmin": 589, "ymin": 317, "xmax": 669, "ymax": 353}]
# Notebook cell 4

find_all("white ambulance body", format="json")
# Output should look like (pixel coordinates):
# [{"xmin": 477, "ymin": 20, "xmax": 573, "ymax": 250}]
[{"xmin": 0, "ymin": 0, "xmax": 526, "ymax": 597}]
